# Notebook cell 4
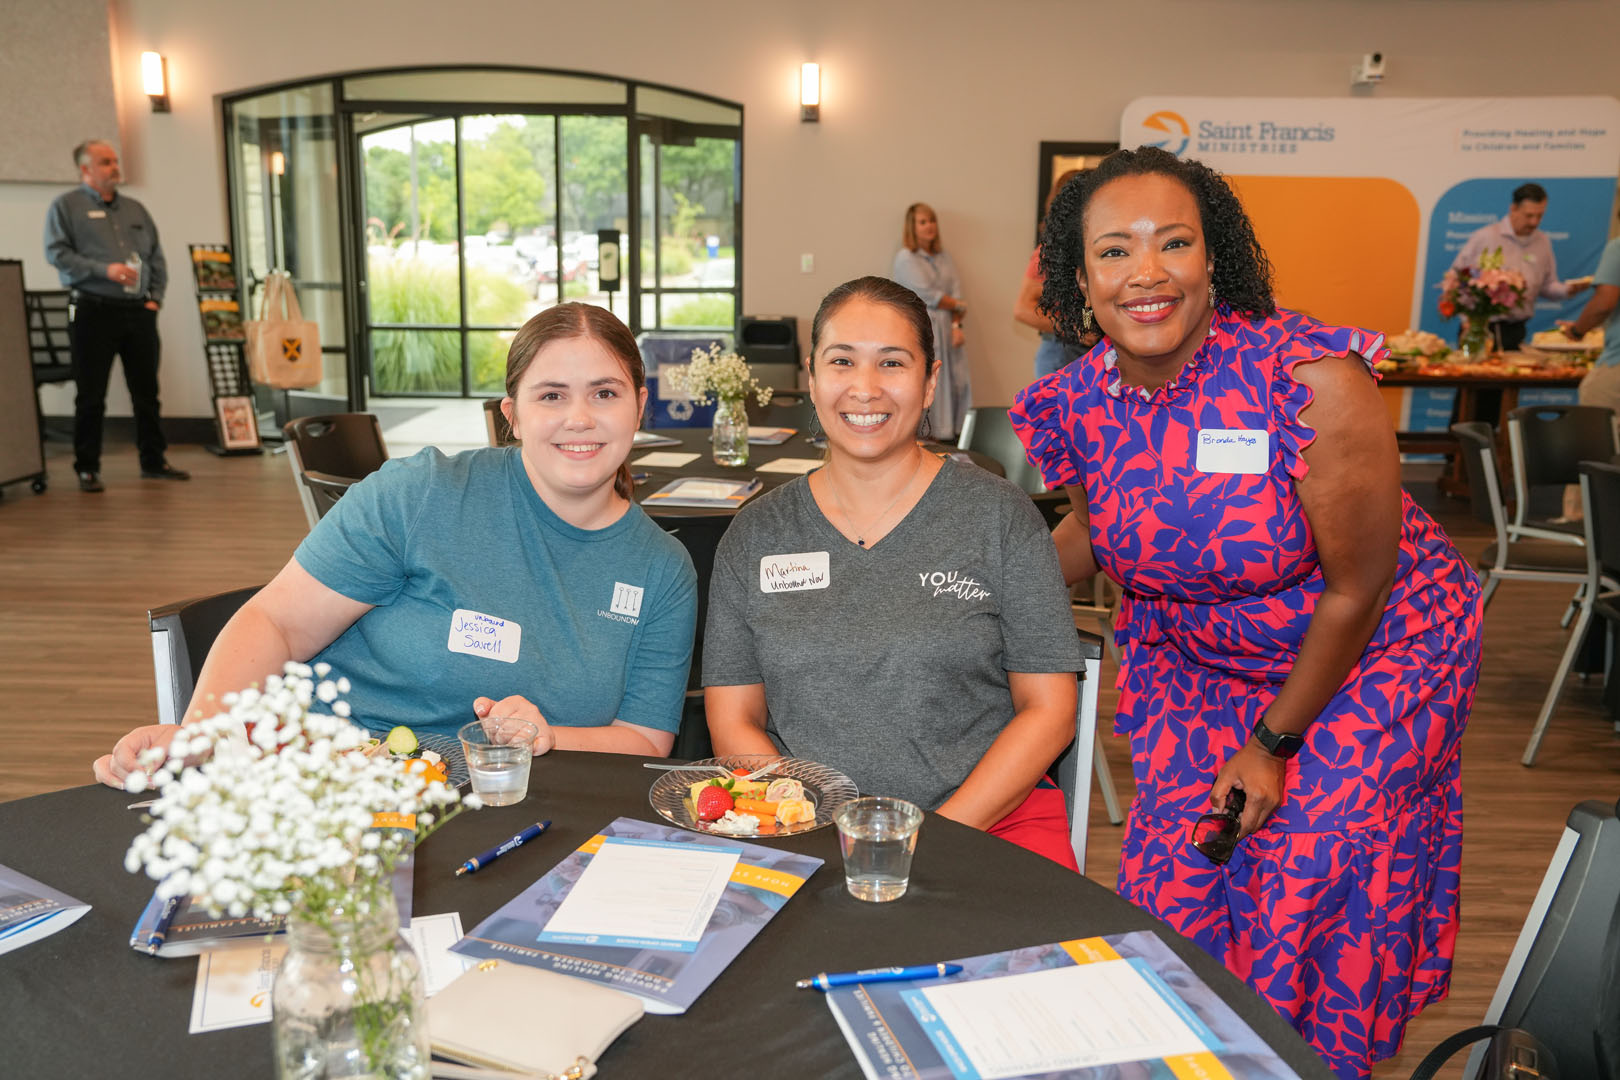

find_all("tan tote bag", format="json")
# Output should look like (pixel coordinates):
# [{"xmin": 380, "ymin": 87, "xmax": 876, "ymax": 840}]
[{"xmin": 246, "ymin": 272, "xmax": 323, "ymax": 389}]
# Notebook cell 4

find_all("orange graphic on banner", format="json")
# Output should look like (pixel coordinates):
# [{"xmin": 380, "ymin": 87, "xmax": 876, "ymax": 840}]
[{"xmin": 1228, "ymin": 175, "xmax": 1419, "ymax": 335}]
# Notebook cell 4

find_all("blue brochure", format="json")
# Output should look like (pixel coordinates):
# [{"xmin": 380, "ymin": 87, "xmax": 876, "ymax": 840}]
[{"xmin": 0, "ymin": 863, "xmax": 91, "ymax": 956}]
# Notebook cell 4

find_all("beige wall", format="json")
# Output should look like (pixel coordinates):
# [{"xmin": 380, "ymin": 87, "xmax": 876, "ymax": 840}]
[{"xmin": 4, "ymin": 0, "xmax": 1619, "ymax": 420}]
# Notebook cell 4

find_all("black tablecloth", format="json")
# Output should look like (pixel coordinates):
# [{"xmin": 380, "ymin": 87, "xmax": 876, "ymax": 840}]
[
  {"xmin": 2, "ymin": 753, "xmax": 1331, "ymax": 1079},
  {"xmin": 632, "ymin": 427, "xmax": 1004, "ymax": 520}
]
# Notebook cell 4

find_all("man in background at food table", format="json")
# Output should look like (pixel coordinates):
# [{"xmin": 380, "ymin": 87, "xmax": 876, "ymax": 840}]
[
  {"xmin": 43, "ymin": 139, "xmax": 189, "ymax": 494},
  {"xmin": 1451, "ymin": 182, "xmax": 1593, "ymax": 351},
  {"xmin": 1563, "ymin": 232, "xmax": 1620, "ymax": 411}
]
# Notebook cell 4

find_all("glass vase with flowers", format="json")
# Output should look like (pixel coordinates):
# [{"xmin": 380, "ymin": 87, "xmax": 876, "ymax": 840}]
[
  {"xmin": 662, "ymin": 343, "xmax": 774, "ymax": 466},
  {"xmin": 122, "ymin": 663, "xmax": 478, "ymax": 1079},
  {"xmin": 1437, "ymin": 248, "xmax": 1528, "ymax": 362}
]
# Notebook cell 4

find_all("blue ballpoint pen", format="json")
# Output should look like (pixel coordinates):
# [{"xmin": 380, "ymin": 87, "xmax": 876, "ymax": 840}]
[
  {"xmin": 795, "ymin": 963, "xmax": 964, "ymax": 991},
  {"xmin": 454, "ymin": 820, "xmax": 551, "ymax": 876},
  {"xmin": 143, "ymin": 894, "xmax": 183, "ymax": 955}
]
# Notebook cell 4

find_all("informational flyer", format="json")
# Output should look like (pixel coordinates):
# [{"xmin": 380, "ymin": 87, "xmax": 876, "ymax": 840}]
[{"xmin": 539, "ymin": 837, "xmax": 740, "ymax": 953}]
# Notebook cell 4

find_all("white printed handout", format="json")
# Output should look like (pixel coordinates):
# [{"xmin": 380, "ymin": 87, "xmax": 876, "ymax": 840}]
[
  {"xmin": 759, "ymin": 551, "xmax": 830, "ymax": 593},
  {"xmin": 446, "ymin": 609, "xmax": 521, "ymax": 664},
  {"xmin": 632, "ymin": 451, "xmax": 701, "ymax": 468},
  {"xmin": 755, "ymin": 457, "xmax": 823, "ymax": 475},
  {"xmin": 1194, "ymin": 428, "xmax": 1268, "ymax": 474},
  {"xmin": 538, "ymin": 837, "xmax": 741, "ymax": 953},
  {"xmin": 900, "ymin": 959, "xmax": 1217, "ymax": 1078},
  {"xmin": 188, "ymin": 913, "xmax": 472, "ymax": 1034}
]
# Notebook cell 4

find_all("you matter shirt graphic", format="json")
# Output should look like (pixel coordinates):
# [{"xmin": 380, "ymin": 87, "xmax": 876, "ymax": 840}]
[{"xmin": 917, "ymin": 568, "xmax": 991, "ymax": 602}]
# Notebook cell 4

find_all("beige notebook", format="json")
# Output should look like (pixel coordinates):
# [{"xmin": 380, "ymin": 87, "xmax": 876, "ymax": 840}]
[{"xmin": 429, "ymin": 959, "xmax": 644, "ymax": 1077}]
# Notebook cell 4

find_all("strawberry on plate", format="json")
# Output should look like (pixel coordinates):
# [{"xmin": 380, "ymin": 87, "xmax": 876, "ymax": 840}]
[{"xmin": 695, "ymin": 783, "xmax": 735, "ymax": 822}]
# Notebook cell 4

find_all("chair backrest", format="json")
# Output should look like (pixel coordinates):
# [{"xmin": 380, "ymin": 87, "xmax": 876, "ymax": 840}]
[
  {"xmin": 1050, "ymin": 629, "xmax": 1106, "ymax": 871},
  {"xmin": 1470, "ymin": 799, "xmax": 1620, "ymax": 1079},
  {"xmin": 1579, "ymin": 461, "xmax": 1620, "ymax": 585},
  {"xmin": 483, "ymin": 397, "xmax": 516, "ymax": 447},
  {"xmin": 1449, "ymin": 422, "xmax": 1505, "ymax": 531},
  {"xmin": 748, "ymin": 390, "xmax": 815, "ymax": 431},
  {"xmin": 148, "ymin": 585, "xmax": 262, "ymax": 725},
  {"xmin": 24, "ymin": 289, "xmax": 73, "ymax": 385},
  {"xmin": 283, "ymin": 413, "xmax": 389, "ymax": 479},
  {"xmin": 1509, "ymin": 405, "xmax": 1617, "ymax": 488},
  {"xmin": 958, "ymin": 407, "xmax": 1047, "ymax": 496}
]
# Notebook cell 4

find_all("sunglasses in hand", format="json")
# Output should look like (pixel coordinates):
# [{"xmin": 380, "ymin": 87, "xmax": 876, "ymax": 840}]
[{"xmin": 1189, "ymin": 788, "xmax": 1246, "ymax": 866}]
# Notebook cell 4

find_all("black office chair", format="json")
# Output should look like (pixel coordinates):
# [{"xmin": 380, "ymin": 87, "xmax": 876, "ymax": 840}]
[
  {"xmin": 1506, "ymin": 404, "xmax": 1616, "ymax": 544},
  {"xmin": 1451, "ymin": 422, "xmax": 1587, "ymax": 611},
  {"xmin": 283, "ymin": 414, "xmax": 390, "ymax": 527},
  {"xmin": 1411, "ymin": 798, "xmax": 1620, "ymax": 1079},
  {"xmin": 148, "ymin": 585, "xmax": 263, "ymax": 725},
  {"xmin": 25, "ymin": 289, "xmax": 72, "ymax": 444},
  {"xmin": 1527, "ymin": 460, "xmax": 1620, "ymax": 764},
  {"xmin": 957, "ymin": 407, "xmax": 1068, "ymax": 530}
]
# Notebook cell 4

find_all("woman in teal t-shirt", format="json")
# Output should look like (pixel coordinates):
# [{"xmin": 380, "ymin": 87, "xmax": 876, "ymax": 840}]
[{"xmin": 94, "ymin": 304, "xmax": 696, "ymax": 788}]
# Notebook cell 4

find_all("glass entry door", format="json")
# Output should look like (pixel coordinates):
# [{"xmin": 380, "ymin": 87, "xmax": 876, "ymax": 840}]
[
  {"xmin": 357, "ymin": 112, "xmax": 630, "ymax": 398},
  {"xmin": 226, "ymin": 83, "xmax": 351, "ymax": 414}
]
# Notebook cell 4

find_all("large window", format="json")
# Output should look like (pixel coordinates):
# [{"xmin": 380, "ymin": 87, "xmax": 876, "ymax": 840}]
[{"xmin": 224, "ymin": 67, "xmax": 742, "ymax": 404}]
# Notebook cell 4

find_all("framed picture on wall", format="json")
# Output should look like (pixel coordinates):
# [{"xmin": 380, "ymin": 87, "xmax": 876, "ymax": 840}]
[
  {"xmin": 214, "ymin": 395, "xmax": 260, "ymax": 451},
  {"xmin": 1036, "ymin": 141, "xmax": 1118, "ymax": 243}
]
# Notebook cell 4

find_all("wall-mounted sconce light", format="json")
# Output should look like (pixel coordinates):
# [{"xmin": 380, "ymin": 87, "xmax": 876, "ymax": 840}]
[
  {"xmin": 800, "ymin": 63, "xmax": 820, "ymax": 122},
  {"xmin": 141, "ymin": 51, "xmax": 170, "ymax": 113},
  {"xmin": 269, "ymin": 151, "xmax": 286, "ymax": 176}
]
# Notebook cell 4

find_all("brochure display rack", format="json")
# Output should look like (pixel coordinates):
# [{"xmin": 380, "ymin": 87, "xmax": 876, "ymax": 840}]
[{"xmin": 187, "ymin": 244, "xmax": 261, "ymax": 456}]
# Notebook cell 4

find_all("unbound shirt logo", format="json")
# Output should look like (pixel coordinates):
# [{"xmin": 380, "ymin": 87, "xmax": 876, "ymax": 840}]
[
  {"xmin": 600, "ymin": 582, "xmax": 644, "ymax": 625},
  {"xmin": 918, "ymin": 569, "xmax": 991, "ymax": 602}
]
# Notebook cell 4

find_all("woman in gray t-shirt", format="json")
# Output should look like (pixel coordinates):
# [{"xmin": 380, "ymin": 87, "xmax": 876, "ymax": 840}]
[{"xmin": 703, "ymin": 276, "xmax": 1084, "ymax": 867}]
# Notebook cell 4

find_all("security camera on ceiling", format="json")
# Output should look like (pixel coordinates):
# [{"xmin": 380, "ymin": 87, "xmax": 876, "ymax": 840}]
[{"xmin": 1351, "ymin": 52, "xmax": 1386, "ymax": 85}]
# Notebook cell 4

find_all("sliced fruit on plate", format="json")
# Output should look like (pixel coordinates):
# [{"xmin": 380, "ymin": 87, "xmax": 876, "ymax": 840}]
[
  {"xmin": 695, "ymin": 784, "xmax": 735, "ymax": 822},
  {"xmin": 385, "ymin": 726, "xmax": 418, "ymax": 755}
]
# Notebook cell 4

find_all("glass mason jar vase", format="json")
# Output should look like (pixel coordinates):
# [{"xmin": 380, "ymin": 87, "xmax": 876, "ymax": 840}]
[
  {"xmin": 711, "ymin": 395, "xmax": 749, "ymax": 467},
  {"xmin": 1457, "ymin": 313, "xmax": 1493, "ymax": 361},
  {"xmin": 272, "ymin": 902, "xmax": 429, "ymax": 1079}
]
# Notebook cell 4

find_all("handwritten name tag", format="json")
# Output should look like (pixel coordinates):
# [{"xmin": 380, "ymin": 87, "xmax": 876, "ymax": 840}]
[
  {"xmin": 759, "ymin": 551, "xmax": 830, "ymax": 593},
  {"xmin": 446, "ymin": 608, "xmax": 521, "ymax": 663},
  {"xmin": 1195, "ymin": 428, "xmax": 1267, "ymax": 475}
]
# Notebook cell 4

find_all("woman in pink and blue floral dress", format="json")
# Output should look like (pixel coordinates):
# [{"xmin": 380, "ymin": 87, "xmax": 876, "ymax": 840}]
[{"xmin": 1010, "ymin": 147, "xmax": 1481, "ymax": 1080}]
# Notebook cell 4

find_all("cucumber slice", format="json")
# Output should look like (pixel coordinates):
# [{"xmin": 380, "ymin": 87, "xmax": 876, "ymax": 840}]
[{"xmin": 384, "ymin": 726, "xmax": 418, "ymax": 755}]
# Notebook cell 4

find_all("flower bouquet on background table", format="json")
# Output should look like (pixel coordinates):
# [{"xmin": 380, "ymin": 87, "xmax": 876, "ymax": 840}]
[
  {"xmin": 662, "ymin": 343, "xmax": 774, "ymax": 467},
  {"xmin": 123, "ymin": 662, "xmax": 478, "ymax": 1079},
  {"xmin": 1438, "ymin": 247, "xmax": 1528, "ymax": 361}
]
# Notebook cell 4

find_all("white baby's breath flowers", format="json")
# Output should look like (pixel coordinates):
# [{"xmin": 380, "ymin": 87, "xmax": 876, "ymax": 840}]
[
  {"xmin": 664, "ymin": 343, "xmax": 774, "ymax": 408},
  {"xmin": 124, "ymin": 664, "xmax": 478, "ymax": 923}
]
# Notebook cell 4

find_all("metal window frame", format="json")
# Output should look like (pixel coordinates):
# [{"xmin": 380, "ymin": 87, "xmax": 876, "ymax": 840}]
[{"xmin": 221, "ymin": 64, "xmax": 743, "ymax": 406}]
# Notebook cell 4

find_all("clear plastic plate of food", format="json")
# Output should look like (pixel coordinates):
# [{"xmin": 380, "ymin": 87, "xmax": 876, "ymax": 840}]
[
  {"xmin": 361, "ymin": 731, "xmax": 469, "ymax": 788},
  {"xmin": 647, "ymin": 755, "xmax": 858, "ymax": 838}
]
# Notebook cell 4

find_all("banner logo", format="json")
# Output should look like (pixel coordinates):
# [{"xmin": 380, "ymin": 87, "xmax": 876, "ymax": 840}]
[{"xmin": 1141, "ymin": 110, "xmax": 1190, "ymax": 156}]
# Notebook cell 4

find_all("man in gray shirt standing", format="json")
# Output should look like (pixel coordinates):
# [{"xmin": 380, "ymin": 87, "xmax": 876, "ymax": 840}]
[{"xmin": 44, "ymin": 139, "xmax": 188, "ymax": 491}]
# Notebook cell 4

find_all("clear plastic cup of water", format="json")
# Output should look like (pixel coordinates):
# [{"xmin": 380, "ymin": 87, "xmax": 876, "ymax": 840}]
[
  {"xmin": 457, "ymin": 718, "xmax": 538, "ymax": 807},
  {"xmin": 834, "ymin": 797, "xmax": 924, "ymax": 902}
]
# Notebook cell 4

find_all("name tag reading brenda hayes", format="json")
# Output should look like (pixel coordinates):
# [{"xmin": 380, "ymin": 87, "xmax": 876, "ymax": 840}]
[
  {"xmin": 1195, "ymin": 429, "xmax": 1268, "ymax": 475},
  {"xmin": 446, "ymin": 609, "xmax": 521, "ymax": 663},
  {"xmin": 759, "ymin": 551, "xmax": 830, "ymax": 593}
]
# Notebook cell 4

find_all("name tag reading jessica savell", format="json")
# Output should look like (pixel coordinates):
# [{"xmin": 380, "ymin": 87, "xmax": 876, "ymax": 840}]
[
  {"xmin": 759, "ymin": 552, "xmax": 830, "ymax": 593},
  {"xmin": 1195, "ymin": 429, "xmax": 1268, "ymax": 475},
  {"xmin": 446, "ymin": 608, "xmax": 521, "ymax": 663}
]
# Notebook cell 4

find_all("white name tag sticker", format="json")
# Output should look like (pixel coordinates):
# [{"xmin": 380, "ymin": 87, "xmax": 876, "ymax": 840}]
[
  {"xmin": 1195, "ymin": 429, "xmax": 1268, "ymax": 475},
  {"xmin": 759, "ymin": 551, "xmax": 830, "ymax": 593},
  {"xmin": 446, "ymin": 608, "xmax": 521, "ymax": 663},
  {"xmin": 87, "ymin": 210, "xmax": 107, "ymax": 219}
]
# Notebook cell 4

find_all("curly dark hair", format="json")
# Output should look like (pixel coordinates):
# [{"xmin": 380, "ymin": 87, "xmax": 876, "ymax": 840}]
[{"xmin": 1037, "ymin": 146, "xmax": 1276, "ymax": 343}]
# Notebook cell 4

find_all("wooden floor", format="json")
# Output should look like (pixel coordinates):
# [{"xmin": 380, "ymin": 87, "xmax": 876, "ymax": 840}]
[{"xmin": 3, "ymin": 439, "xmax": 1618, "ymax": 1078}]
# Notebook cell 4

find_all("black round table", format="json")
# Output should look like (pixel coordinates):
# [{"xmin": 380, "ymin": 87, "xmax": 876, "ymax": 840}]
[
  {"xmin": 631, "ymin": 426, "xmax": 1004, "ymax": 520},
  {"xmin": 2, "ymin": 752, "xmax": 1330, "ymax": 1079}
]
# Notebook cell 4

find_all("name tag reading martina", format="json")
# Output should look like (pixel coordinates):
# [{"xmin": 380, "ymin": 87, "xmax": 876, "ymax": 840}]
[
  {"xmin": 759, "ymin": 552, "xmax": 830, "ymax": 593},
  {"xmin": 1195, "ymin": 429, "xmax": 1268, "ymax": 475},
  {"xmin": 446, "ymin": 609, "xmax": 521, "ymax": 663}
]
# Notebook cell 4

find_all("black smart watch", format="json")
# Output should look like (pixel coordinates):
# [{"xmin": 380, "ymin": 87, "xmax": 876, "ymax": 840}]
[{"xmin": 1251, "ymin": 717, "xmax": 1305, "ymax": 759}]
